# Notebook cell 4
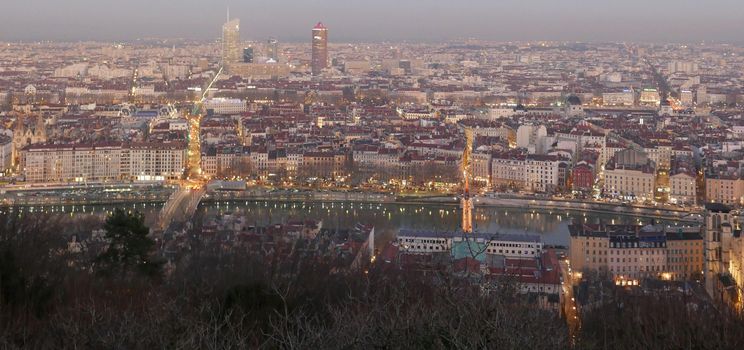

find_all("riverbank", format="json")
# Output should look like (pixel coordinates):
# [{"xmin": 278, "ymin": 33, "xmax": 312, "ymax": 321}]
[
  {"xmin": 1, "ymin": 187, "xmax": 703, "ymax": 223},
  {"xmin": 202, "ymin": 190, "xmax": 702, "ymax": 223},
  {"xmin": 0, "ymin": 182, "xmax": 175, "ymax": 207},
  {"xmin": 472, "ymin": 196, "xmax": 701, "ymax": 223}
]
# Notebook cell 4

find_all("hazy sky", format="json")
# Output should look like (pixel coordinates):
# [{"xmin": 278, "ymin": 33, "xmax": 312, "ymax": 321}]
[{"xmin": 2, "ymin": 0, "xmax": 743, "ymax": 43}]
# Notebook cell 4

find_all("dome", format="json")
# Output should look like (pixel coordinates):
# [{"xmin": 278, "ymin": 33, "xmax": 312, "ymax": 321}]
[{"xmin": 566, "ymin": 95, "xmax": 582, "ymax": 106}]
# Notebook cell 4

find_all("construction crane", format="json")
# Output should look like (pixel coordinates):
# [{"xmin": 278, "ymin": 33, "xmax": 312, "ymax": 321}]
[
  {"xmin": 191, "ymin": 66, "xmax": 223, "ymax": 116},
  {"xmin": 184, "ymin": 65, "xmax": 223, "ymax": 181}
]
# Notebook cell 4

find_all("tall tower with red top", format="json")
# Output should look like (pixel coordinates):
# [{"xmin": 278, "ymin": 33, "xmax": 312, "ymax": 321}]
[{"xmin": 311, "ymin": 22, "xmax": 328, "ymax": 75}]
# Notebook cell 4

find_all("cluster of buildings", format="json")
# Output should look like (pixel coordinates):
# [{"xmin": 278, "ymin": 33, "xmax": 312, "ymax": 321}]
[
  {"xmin": 381, "ymin": 229, "xmax": 561, "ymax": 308},
  {"xmin": 3, "ymin": 28, "xmax": 744, "ymax": 108},
  {"xmin": 2, "ymin": 24, "xmax": 741, "ymax": 314},
  {"xmin": 568, "ymin": 203, "xmax": 744, "ymax": 312},
  {"xmin": 3, "ymin": 106, "xmax": 189, "ymax": 183},
  {"xmin": 703, "ymin": 204, "xmax": 744, "ymax": 307},
  {"xmin": 0, "ymin": 23, "xmax": 742, "ymax": 205}
]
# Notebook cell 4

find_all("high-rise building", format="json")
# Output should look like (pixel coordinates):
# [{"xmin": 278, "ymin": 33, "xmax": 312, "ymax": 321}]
[
  {"xmin": 222, "ymin": 18, "xmax": 241, "ymax": 68},
  {"xmin": 668, "ymin": 60, "xmax": 699, "ymax": 74},
  {"xmin": 267, "ymin": 38, "xmax": 279, "ymax": 62},
  {"xmin": 311, "ymin": 22, "xmax": 328, "ymax": 75},
  {"xmin": 243, "ymin": 47, "xmax": 254, "ymax": 63}
]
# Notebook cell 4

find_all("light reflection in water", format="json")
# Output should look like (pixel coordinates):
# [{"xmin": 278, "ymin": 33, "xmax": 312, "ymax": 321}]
[{"xmin": 1, "ymin": 200, "xmax": 686, "ymax": 247}]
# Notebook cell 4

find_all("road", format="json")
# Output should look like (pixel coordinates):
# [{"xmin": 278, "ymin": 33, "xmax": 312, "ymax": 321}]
[
  {"xmin": 186, "ymin": 113, "xmax": 203, "ymax": 179},
  {"xmin": 184, "ymin": 65, "xmax": 223, "ymax": 183},
  {"xmin": 208, "ymin": 188, "xmax": 395, "ymax": 203},
  {"xmin": 159, "ymin": 186, "xmax": 206, "ymax": 231},
  {"xmin": 560, "ymin": 258, "xmax": 581, "ymax": 343}
]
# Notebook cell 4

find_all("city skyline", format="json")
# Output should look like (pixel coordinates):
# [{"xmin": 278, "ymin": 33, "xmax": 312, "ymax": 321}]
[
  {"xmin": 3, "ymin": 1, "xmax": 744, "ymax": 347},
  {"xmin": 1, "ymin": 0, "xmax": 744, "ymax": 43}
]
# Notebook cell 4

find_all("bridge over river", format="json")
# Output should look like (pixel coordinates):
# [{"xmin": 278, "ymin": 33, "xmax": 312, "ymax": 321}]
[
  {"xmin": 155, "ymin": 65, "xmax": 225, "ymax": 231},
  {"xmin": 158, "ymin": 186, "xmax": 205, "ymax": 231}
]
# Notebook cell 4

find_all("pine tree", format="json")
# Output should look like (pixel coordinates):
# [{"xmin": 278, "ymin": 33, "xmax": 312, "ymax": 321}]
[{"xmin": 95, "ymin": 209, "xmax": 161, "ymax": 277}]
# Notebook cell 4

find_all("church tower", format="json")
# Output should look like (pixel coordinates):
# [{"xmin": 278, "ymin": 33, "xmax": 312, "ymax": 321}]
[{"xmin": 11, "ymin": 113, "xmax": 47, "ymax": 169}]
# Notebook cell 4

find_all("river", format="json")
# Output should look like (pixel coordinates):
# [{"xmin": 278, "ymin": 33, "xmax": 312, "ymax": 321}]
[{"xmin": 2, "ymin": 199, "xmax": 695, "ymax": 247}]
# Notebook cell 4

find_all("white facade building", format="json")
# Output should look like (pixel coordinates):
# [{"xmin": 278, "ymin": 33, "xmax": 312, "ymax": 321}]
[
  {"xmin": 204, "ymin": 98, "xmax": 248, "ymax": 115},
  {"xmin": 21, "ymin": 142, "xmax": 186, "ymax": 182},
  {"xmin": 396, "ymin": 230, "xmax": 543, "ymax": 259},
  {"xmin": 603, "ymin": 90, "xmax": 635, "ymax": 106},
  {"xmin": 516, "ymin": 124, "xmax": 547, "ymax": 152}
]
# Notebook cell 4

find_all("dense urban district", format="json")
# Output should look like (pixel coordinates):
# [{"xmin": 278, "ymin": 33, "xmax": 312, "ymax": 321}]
[{"xmin": 2, "ymin": 16, "xmax": 744, "ymax": 349}]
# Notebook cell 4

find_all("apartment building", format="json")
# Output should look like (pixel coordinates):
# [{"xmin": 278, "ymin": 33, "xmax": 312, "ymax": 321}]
[
  {"xmin": 666, "ymin": 229, "xmax": 704, "ymax": 281},
  {"xmin": 669, "ymin": 156, "xmax": 698, "ymax": 205},
  {"xmin": 607, "ymin": 229, "xmax": 667, "ymax": 281},
  {"xmin": 569, "ymin": 223, "xmax": 704, "ymax": 282},
  {"xmin": 603, "ymin": 149, "xmax": 656, "ymax": 202},
  {"xmin": 568, "ymin": 225, "xmax": 609, "ymax": 273},
  {"xmin": 706, "ymin": 176, "xmax": 744, "ymax": 206},
  {"xmin": 491, "ymin": 154, "xmax": 527, "ymax": 189},
  {"xmin": 491, "ymin": 152, "xmax": 567, "ymax": 192},
  {"xmin": 21, "ymin": 142, "xmax": 186, "ymax": 182},
  {"xmin": 204, "ymin": 98, "xmax": 248, "ymax": 115}
]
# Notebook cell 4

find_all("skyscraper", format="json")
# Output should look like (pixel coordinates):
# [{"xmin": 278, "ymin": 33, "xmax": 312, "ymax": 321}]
[
  {"xmin": 243, "ymin": 47, "xmax": 254, "ymax": 63},
  {"xmin": 222, "ymin": 18, "xmax": 241, "ymax": 68},
  {"xmin": 267, "ymin": 38, "xmax": 279, "ymax": 62},
  {"xmin": 311, "ymin": 22, "xmax": 328, "ymax": 75}
]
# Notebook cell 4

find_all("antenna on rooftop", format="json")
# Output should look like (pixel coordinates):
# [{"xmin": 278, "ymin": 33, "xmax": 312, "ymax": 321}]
[{"xmin": 227, "ymin": 6, "xmax": 230, "ymax": 22}]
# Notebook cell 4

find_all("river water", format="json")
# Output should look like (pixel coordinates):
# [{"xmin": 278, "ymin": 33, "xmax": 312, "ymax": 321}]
[{"xmin": 3, "ymin": 200, "xmax": 692, "ymax": 247}]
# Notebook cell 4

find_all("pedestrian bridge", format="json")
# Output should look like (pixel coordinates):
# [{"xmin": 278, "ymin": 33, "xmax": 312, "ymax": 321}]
[{"xmin": 158, "ymin": 186, "xmax": 206, "ymax": 231}]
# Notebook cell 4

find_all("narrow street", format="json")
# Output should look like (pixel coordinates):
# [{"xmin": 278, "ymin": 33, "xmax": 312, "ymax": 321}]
[
  {"xmin": 186, "ymin": 113, "xmax": 202, "ymax": 179},
  {"xmin": 560, "ymin": 258, "xmax": 580, "ymax": 343}
]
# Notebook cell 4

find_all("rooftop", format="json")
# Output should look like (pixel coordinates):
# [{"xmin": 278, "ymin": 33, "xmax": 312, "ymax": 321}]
[{"xmin": 398, "ymin": 229, "xmax": 541, "ymax": 243}]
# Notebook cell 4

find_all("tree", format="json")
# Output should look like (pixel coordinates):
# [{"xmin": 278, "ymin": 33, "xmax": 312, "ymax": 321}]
[{"xmin": 95, "ymin": 209, "xmax": 161, "ymax": 277}]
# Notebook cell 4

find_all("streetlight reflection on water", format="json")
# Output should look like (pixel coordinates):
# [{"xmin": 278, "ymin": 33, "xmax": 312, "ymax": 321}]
[{"xmin": 5, "ymin": 197, "xmax": 686, "ymax": 248}]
